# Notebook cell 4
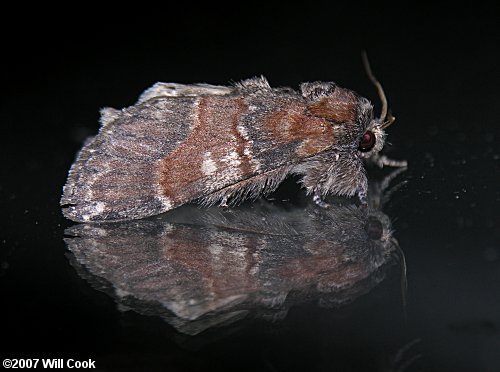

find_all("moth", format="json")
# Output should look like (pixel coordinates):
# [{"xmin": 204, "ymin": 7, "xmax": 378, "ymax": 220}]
[{"xmin": 61, "ymin": 55, "xmax": 407, "ymax": 222}]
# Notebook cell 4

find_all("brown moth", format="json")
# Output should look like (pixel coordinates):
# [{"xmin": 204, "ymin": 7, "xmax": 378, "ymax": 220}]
[{"xmin": 61, "ymin": 56, "xmax": 406, "ymax": 222}]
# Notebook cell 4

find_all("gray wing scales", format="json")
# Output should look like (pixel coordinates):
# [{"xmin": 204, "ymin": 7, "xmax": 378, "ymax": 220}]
[{"xmin": 61, "ymin": 97, "xmax": 196, "ymax": 222}]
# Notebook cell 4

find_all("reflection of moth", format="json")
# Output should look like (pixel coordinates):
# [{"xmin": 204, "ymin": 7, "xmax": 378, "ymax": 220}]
[
  {"xmin": 66, "ymin": 198, "xmax": 403, "ymax": 335},
  {"xmin": 61, "ymin": 57, "xmax": 406, "ymax": 222}
]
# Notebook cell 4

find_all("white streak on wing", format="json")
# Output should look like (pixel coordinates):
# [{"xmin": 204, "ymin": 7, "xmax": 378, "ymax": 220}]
[
  {"xmin": 221, "ymin": 151, "xmax": 241, "ymax": 168},
  {"xmin": 206, "ymin": 149, "xmax": 243, "ymax": 191},
  {"xmin": 157, "ymin": 195, "xmax": 173, "ymax": 210},
  {"xmin": 202, "ymin": 159, "xmax": 218, "ymax": 175},
  {"xmin": 95, "ymin": 202, "xmax": 105, "ymax": 213},
  {"xmin": 81, "ymin": 201, "xmax": 106, "ymax": 221},
  {"xmin": 238, "ymin": 123, "xmax": 261, "ymax": 171},
  {"xmin": 243, "ymin": 140, "xmax": 261, "ymax": 172},
  {"xmin": 237, "ymin": 124, "xmax": 250, "ymax": 140},
  {"xmin": 202, "ymin": 152, "xmax": 218, "ymax": 176}
]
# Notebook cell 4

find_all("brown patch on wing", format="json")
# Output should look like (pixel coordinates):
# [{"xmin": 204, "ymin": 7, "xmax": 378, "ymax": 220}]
[
  {"xmin": 307, "ymin": 88, "xmax": 358, "ymax": 124},
  {"xmin": 159, "ymin": 96, "xmax": 253, "ymax": 204},
  {"xmin": 262, "ymin": 101, "xmax": 336, "ymax": 157}
]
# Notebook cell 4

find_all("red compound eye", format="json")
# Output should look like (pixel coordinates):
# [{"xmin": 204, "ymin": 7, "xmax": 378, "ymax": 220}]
[{"xmin": 359, "ymin": 130, "xmax": 376, "ymax": 152}]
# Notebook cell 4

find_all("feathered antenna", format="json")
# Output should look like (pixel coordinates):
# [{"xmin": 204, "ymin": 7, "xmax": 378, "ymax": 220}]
[{"xmin": 361, "ymin": 51, "xmax": 395, "ymax": 129}]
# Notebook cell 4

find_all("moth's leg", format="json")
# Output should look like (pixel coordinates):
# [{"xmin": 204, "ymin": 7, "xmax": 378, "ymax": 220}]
[
  {"xmin": 374, "ymin": 155, "xmax": 408, "ymax": 168},
  {"xmin": 313, "ymin": 189, "xmax": 330, "ymax": 208}
]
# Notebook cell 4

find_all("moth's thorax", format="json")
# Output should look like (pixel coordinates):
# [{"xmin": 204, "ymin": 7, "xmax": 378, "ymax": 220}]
[
  {"xmin": 305, "ymin": 87, "xmax": 374, "ymax": 148},
  {"xmin": 306, "ymin": 87, "xmax": 360, "ymax": 123}
]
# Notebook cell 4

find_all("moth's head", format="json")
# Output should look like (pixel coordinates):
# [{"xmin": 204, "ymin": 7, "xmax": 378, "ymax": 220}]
[
  {"xmin": 357, "ymin": 109, "xmax": 394, "ymax": 160},
  {"xmin": 300, "ymin": 53, "xmax": 395, "ymax": 163},
  {"xmin": 357, "ymin": 52, "xmax": 395, "ymax": 161}
]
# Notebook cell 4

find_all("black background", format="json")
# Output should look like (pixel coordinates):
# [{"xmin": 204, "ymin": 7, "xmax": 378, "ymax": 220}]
[{"xmin": 1, "ymin": 4, "xmax": 499, "ymax": 371}]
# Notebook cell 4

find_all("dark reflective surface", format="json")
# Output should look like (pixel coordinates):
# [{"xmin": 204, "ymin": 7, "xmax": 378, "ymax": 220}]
[
  {"xmin": 65, "ymin": 198, "xmax": 401, "ymax": 336},
  {"xmin": 2, "ymin": 6, "xmax": 500, "ymax": 371}
]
